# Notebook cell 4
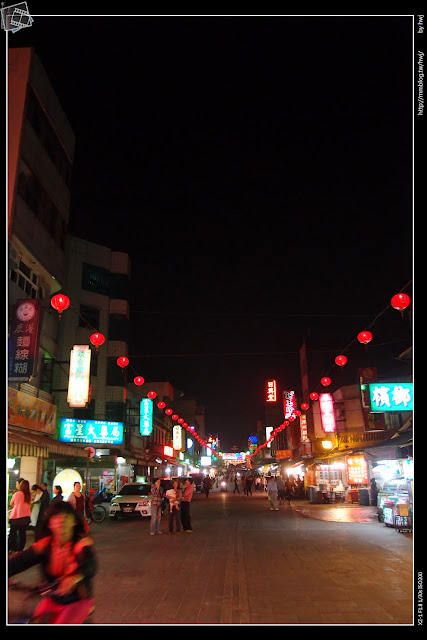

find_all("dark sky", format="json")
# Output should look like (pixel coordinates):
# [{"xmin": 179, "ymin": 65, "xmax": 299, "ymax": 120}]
[{"xmin": 8, "ymin": 13, "xmax": 415, "ymax": 450}]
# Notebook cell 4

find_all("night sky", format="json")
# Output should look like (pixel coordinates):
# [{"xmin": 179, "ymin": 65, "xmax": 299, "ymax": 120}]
[{"xmin": 8, "ymin": 13, "xmax": 415, "ymax": 450}]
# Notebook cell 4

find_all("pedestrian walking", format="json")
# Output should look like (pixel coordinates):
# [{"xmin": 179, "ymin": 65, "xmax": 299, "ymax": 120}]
[
  {"xmin": 203, "ymin": 475, "xmax": 211, "ymax": 498},
  {"xmin": 242, "ymin": 476, "xmax": 247, "ymax": 495},
  {"xmin": 284, "ymin": 478, "xmax": 293, "ymax": 505},
  {"xmin": 233, "ymin": 477, "xmax": 240, "ymax": 493},
  {"xmin": 276, "ymin": 476, "xmax": 286, "ymax": 504},
  {"xmin": 246, "ymin": 476, "xmax": 253, "ymax": 496},
  {"xmin": 255, "ymin": 476, "xmax": 261, "ymax": 492},
  {"xmin": 67, "ymin": 481, "xmax": 86, "ymax": 518},
  {"xmin": 167, "ymin": 480, "xmax": 182, "ymax": 533},
  {"xmin": 150, "ymin": 478, "xmax": 163, "ymax": 535},
  {"xmin": 30, "ymin": 484, "xmax": 42, "ymax": 529},
  {"xmin": 370, "ymin": 478, "xmax": 379, "ymax": 506},
  {"xmin": 267, "ymin": 476, "xmax": 279, "ymax": 510},
  {"xmin": 8, "ymin": 479, "xmax": 31, "ymax": 553},
  {"xmin": 181, "ymin": 478, "xmax": 194, "ymax": 532}
]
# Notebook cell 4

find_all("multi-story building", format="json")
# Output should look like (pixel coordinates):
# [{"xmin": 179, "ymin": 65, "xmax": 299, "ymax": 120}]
[{"xmin": 8, "ymin": 47, "xmax": 81, "ymax": 491}]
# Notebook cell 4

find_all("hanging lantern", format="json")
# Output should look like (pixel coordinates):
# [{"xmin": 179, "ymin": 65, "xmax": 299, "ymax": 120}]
[
  {"xmin": 288, "ymin": 415, "xmax": 295, "ymax": 421},
  {"xmin": 301, "ymin": 402, "xmax": 309, "ymax": 411},
  {"xmin": 178, "ymin": 418, "xmax": 184, "ymax": 424},
  {"xmin": 294, "ymin": 409, "xmax": 301, "ymax": 416},
  {"xmin": 51, "ymin": 293, "xmax": 70, "ymax": 320},
  {"xmin": 182, "ymin": 422, "xmax": 188, "ymax": 428},
  {"xmin": 157, "ymin": 401, "xmax": 166, "ymax": 409},
  {"xmin": 117, "ymin": 356, "xmax": 129, "ymax": 369},
  {"xmin": 165, "ymin": 408, "xmax": 173, "ymax": 415},
  {"xmin": 357, "ymin": 330, "xmax": 373, "ymax": 345},
  {"xmin": 134, "ymin": 376, "xmax": 145, "ymax": 386},
  {"xmin": 90, "ymin": 332, "xmax": 105, "ymax": 352},
  {"xmin": 147, "ymin": 391, "xmax": 157, "ymax": 400},
  {"xmin": 335, "ymin": 355, "xmax": 347, "ymax": 368},
  {"xmin": 321, "ymin": 377, "xmax": 331, "ymax": 387},
  {"xmin": 284, "ymin": 420, "xmax": 290, "ymax": 426},
  {"xmin": 391, "ymin": 293, "xmax": 411, "ymax": 315},
  {"xmin": 172, "ymin": 414, "xmax": 179, "ymax": 421}
]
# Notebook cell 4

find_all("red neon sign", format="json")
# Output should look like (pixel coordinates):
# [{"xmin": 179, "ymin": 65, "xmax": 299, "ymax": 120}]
[
  {"xmin": 266, "ymin": 380, "xmax": 277, "ymax": 402},
  {"xmin": 319, "ymin": 393, "xmax": 336, "ymax": 433},
  {"xmin": 283, "ymin": 390, "xmax": 296, "ymax": 419},
  {"xmin": 346, "ymin": 456, "xmax": 368, "ymax": 485},
  {"xmin": 164, "ymin": 445, "xmax": 173, "ymax": 457}
]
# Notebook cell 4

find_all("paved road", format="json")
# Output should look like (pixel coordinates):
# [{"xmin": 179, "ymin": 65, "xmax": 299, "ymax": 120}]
[{"xmin": 11, "ymin": 489, "xmax": 413, "ymax": 626}]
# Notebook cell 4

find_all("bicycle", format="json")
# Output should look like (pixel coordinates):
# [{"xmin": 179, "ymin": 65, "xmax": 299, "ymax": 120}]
[{"xmin": 86, "ymin": 500, "xmax": 107, "ymax": 524}]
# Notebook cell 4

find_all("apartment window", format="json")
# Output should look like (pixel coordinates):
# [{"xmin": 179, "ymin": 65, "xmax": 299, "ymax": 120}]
[
  {"xmin": 9, "ymin": 258, "xmax": 38, "ymax": 299},
  {"xmin": 78, "ymin": 304, "xmax": 100, "ymax": 331},
  {"xmin": 82, "ymin": 263, "xmax": 110, "ymax": 296},
  {"xmin": 106, "ymin": 402, "xmax": 125, "ymax": 423}
]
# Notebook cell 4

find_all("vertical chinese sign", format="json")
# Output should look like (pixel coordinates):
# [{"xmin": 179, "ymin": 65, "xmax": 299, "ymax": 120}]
[
  {"xmin": 140, "ymin": 398, "xmax": 153, "ymax": 436},
  {"xmin": 67, "ymin": 345, "xmax": 91, "ymax": 408},
  {"xmin": 319, "ymin": 393, "xmax": 336, "ymax": 433},
  {"xmin": 283, "ymin": 390, "xmax": 296, "ymax": 419},
  {"xmin": 266, "ymin": 380, "xmax": 277, "ymax": 402},
  {"xmin": 8, "ymin": 299, "xmax": 41, "ymax": 382}
]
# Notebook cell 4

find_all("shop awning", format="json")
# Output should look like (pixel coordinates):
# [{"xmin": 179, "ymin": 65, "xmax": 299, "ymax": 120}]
[
  {"xmin": 363, "ymin": 430, "xmax": 413, "ymax": 461},
  {"xmin": 8, "ymin": 426, "xmax": 91, "ymax": 459}
]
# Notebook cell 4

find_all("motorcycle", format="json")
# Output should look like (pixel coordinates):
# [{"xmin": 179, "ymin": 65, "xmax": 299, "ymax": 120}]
[
  {"xmin": 220, "ymin": 480, "xmax": 228, "ymax": 492},
  {"xmin": 8, "ymin": 579, "xmax": 94, "ymax": 624}
]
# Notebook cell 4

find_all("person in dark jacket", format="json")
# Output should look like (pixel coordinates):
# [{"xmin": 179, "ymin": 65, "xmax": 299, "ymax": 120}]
[
  {"xmin": 8, "ymin": 500, "xmax": 97, "ymax": 624},
  {"xmin": 51, "ymin": 485, "xmax": 64, "ymax": 504}
]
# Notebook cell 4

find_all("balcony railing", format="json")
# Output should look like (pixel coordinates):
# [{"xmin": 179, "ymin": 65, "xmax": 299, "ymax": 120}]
[{"xmin": 337, "ymin": 429, "xmax": 400, "ymax": 447}]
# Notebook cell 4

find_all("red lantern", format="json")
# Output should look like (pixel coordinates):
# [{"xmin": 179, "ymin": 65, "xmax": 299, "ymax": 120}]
[
  {"xmin": 321, "ymin": 377, "xmax": 331, "ymax": 387},
  {"xmin": 335, "ymin": 355, "xmax": 347, "ymax": 368},
  {"xmin": 284, "ymin": 420, "xmax": 290, "ymax": 426},
  {"xmin": 157, "ymin": 401, "xmax": 166, "ymax": 409},
  {"xmin": 391, "ymin": 293, "xmax": 411, "ymax": 314},
  {"xmin": 90, "ymin": 332, "xmax": 105, "ymax": 352},
  {"xmin": 51, "ymin": 293, "xmax": 70, "ymax": 319},
  {"xmin": 288, "ymin": 415, "xmax": 295, "ymax": 421},
  {"xmin": 117, "ymin": 356, "xmax": 129, "ymax": 369},
  {"xmin": 172, "ymin": 414, "xmax": 179, "ymax": 421},
  {"xmin": 134, "ymin": 376, "xmax": 145, "ymax": 386},
  {"xmin": 294, "ymin": 409, "xmax": 301, "ymax": 416},
  {"xmin": 310, "ymin": 392, "xmax": 319, "ymax": 401},
  {"xmin": 165, "ymin": 408, "xmax": 173, "ymax": 415},
  {"xmin": 182, "ymin": 422, "xmax": 188, "ymax": 428},
  {"xmin": 147, "ymin": 391, "xmax": 157, "ymax": 400},
  {"xmin": 301, "ymin": 402, "xmax": 309, "ymax": 411},
  {"xmin": 357, "ymin": 330, "xmax": 373, "ymax": 345},
  {"xmin": 178, "ymin": 418, "xmax": 184, "ymax": 424}
]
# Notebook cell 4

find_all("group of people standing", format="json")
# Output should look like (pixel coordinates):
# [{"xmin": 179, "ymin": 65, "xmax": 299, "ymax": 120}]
[{"xmin": 149, "ymin": 478, "xmax": 195, "ymax": 536}]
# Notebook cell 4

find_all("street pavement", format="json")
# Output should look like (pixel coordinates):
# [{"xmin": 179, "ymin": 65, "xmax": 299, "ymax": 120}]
[{"xmin": 10, "ymin": 485, "xmax": 414, "ymax": 626}]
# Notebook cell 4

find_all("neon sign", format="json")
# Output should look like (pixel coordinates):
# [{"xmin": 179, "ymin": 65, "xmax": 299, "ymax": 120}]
[
  {"xmin": 283, "ymin": 390, "xmax": 296, "ymax": 419},
  {"xmin": 319, "ymin": 393, "xmax": 336, "ymax": 433},
  {"xmin": 67, "ymin": 345, "xmax": 91, "ymax": 408},
  {"xmin": 368, "ymin": 382, "xmax": 413, "ymax": 412},
  {"xmin": 59, "ymin": 418, "xmax": 123, "ymax": 445},
  {"xmin": 140, "ymin": 398, "xmax": 153, "ymax": 436},
  {"xmin": 266, "ymin": 380, "xmax": 277, "ymax": 402},
  {"xmin": 346, "ymin": 455, "xmax": 368, "ymax": 484},
  {"xmin": 300, "ymin": 413, "xmax": 310, "ymax": 443}
]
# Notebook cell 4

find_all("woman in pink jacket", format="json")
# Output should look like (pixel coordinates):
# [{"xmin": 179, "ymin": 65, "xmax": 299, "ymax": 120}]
[{"xmin": 9, "ymin": 478, "xmax": 32, "ymax": 553}]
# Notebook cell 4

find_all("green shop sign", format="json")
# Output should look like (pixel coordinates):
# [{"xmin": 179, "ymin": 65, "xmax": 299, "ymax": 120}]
[
  {"xmin": 59, "ymin": 418, "xmax": 124, "ymax": 444},
  {"xmin": 368, "ymin": 382, "xmax": 413, "ymax": 412}
]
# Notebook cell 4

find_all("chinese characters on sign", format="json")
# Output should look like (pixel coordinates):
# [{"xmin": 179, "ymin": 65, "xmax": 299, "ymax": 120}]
[
  {"xmin": 59, "ymin": 418, "xmax": 123, "ymax": 445},
  {"xmin": 299, "ymin": 413, "xmax": 310, "ymax": 443},
  {"xmin": 283, "ymin": 390, "xmax": 296, "ymax": 419},
  {"xmin": 346, "ymin": 456, "xmax": 368, "ymax": 485},
  {"xmin": 139, "ymin": 398, "xmax": 153, "ymax": 436},
  {"xmin": 164, "ymin": 445, "xmax": 174, "ymax": 457},
  {"xmin": 173, "ymin": 425, "xmax": 183, "ymax": 451},
  {"xmin": 368, "ymin": 383, "xmax": 413, "ymax": 412},
  {"xmin": 8, "ymin": 387, "xmax": 56, "ymax": 435},
  {"xmin": 266, "ymin": 380, "xmax": 277, "ymax": 402},
  {"xmin": 67, "ymin": 345, "xmax": 91, "ymax": 407},
  {"xmin": 319, "ymin": 393, "xmax": 336, "ymax": 433},
  {"xmin": 8, "ymin": 299, "xmax": 40, "ymax": 382}
]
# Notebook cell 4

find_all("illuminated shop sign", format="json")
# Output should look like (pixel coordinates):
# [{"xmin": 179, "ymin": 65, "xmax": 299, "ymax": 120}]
[
  {"xmin": 283, "ymin": 390, "xmax": 296, "ymax": 419},
  {"xmin": 346, "ymin": 455, "xmax": 368, "ymax": 485},
  {"xmin": 140, "ymin": 398, "xmax": 153, "ymax": 436},
  {"xmin": 265, "ymin": 426, "xmax": 273, "ymax": 448},
  {"xmin": 164, "ymin": 445, "xmax": 174, "ymax": 457},
  {"xmin": 266, "ymin": 380, "xmax": 277, "ymax": 402},
  {"xmin": 59, "ymin": 418, "xmax": 123, "ymax": 445},
  {"xmin": 173, "ymin": 425, "xmax": 183, "ymax": 450},
  {"xmin": 368, "ymin": 382, "xmax": 413, "ymax": 412},
  {"xmin": 319, "ymin": 393, "xmax": 336, "ymax": 433},
  {"xmin": 8, "ymin": 299, "xmax": 41, "ymax": 382},
  {"xmin": 222, "ymin": 452, "xmax": 245, "ymax": 462},
  {"xmin": 300, "ymin": 413, "xmax": 310, "ymax": 443},
  {"xmin": 67, "ymin": 345, "xmax": 91, "ymax": 408}
]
